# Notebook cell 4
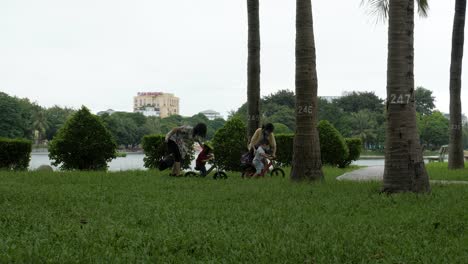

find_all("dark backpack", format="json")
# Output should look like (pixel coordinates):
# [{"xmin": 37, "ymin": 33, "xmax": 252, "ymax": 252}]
[
  {"xmin": 240, "ymin": 150, "xmax": 254, "ymax": 167},
  {"xmin": 158, "ymin": 154, "xmax": 174, "ymax": 171}
]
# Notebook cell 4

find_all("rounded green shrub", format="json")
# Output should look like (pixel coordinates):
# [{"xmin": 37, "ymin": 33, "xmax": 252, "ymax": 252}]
[
  {"xmin": 317, "ymin": 120, "xmax": 349, "ymax": 167},
  {"xmin": 36, "ymin": 165, "xmax": 54, "ymax": 172},
  {"xmin": 142, "ymin": 134, "xmax": 166, "ymax": 170},
  {"xmin": 48, "ymin": 106, "xmax": 117, "ymax": 170},
  {"xmin": 339, "ymin": 138, "xmax": 363, "ymax": 168},
  {"xmin": 275, "ymin": 134, "xmax": 294, "ymax": 166},
  {"xmin": 272, "ymin": 123, "xmax": 293, "ymax": 134},
  {"xmin": 212, "ymin": 117, "xmax": 247, "ymax": 172},
  {"xmin": 0, "ymin": 138, "xmax": 32, "ymax": 170}
]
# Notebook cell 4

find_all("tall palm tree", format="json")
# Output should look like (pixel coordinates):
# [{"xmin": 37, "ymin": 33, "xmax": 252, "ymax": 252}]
[
  {"xmin": 291, "ymin": 0, "xmax": 323, "ymax": 181},
  {"xmin": 383, "ymin": 0, "xmax": 430, "ymax": 193},
  {"xmin": 448, "ymin": 0, "xmax": 467, "ymax": 169},
  {"xmin": 350, "ymin": 110, "xmax": 378, "ymax": 148},
  {"xmin": 247, "ymin": 0, "xmax": 261, "ymax": 138}
]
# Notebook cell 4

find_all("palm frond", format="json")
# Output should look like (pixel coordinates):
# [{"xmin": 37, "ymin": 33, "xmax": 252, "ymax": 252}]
[
  {"xmin": 361, "ymin": 0, "xmax": 429, "ymax": 22},
  {"xmin": 417, "ymin": 0, "xmax": 430, "ymax": 17},
  {"xmin": 360, "ymin": 0, "xmax": 389, "ymax": 23}
]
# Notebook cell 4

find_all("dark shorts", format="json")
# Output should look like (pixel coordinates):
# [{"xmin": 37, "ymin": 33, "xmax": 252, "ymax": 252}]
[{"xmin": 167, "ymin": 140, "xmax": 182, "ymax": 162}]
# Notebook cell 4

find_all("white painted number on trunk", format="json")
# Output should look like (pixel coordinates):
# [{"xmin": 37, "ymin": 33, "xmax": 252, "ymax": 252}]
[
  {"xmin": 390, "ymin": 94, "xmax": 411, "ymax": 104},
  {"xmin": 298, "ymin": 106, "xmax": 313, "ymax": 115}
]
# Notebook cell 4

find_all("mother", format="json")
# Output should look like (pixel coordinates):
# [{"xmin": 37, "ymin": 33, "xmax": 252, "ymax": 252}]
[
  {"xmin": 248, "ymin": 123, "xmax": 276, "ymax": 157},
  {"xmin": 165, "ymin": 123, "xmax": 207, "ymax": 176}
]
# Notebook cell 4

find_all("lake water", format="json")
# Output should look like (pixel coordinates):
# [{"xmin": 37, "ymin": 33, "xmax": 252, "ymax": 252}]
[
  {"xmin": 29, "ymin": 153, "xmax": 387, "ymax": 171},
  {"xmin": 30, "ymin": 153, "xmax": 146, "ymax": 171}
]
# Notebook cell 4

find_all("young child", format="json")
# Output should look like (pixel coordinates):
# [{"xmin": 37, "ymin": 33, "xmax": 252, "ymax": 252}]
[
  {"xmin": 252, "ymin": 140, "xmax": 269, "ymax": 177},
  {"xmin": 195, "ymin": 142, "xmax": 214, "ymax": 176}
]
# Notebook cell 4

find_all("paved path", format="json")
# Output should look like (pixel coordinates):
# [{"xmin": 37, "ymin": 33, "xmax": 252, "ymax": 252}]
[
  {"xmin": 337, "ymin": 166, "xmax": 468, "ymax": 185},
  {"xmin": 337, "ymin": 166, "xmax": 384, "ymax": 181}
]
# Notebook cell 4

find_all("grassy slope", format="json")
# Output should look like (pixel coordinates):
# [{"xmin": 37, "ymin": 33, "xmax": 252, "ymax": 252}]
[{"xmin": 0, "ymin": 167, "xmax": 467, "ymax": 263}]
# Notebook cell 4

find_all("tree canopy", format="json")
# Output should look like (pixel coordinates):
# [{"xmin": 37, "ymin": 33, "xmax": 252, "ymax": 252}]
[{"xmin": 414, "ymin": 86, "xmax": 436, "ymax": 116}]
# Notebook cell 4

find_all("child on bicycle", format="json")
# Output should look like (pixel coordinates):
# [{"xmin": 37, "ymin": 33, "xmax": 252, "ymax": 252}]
[
  {"xmin": 253, "ymin": 140, "xmax": 270, "ymax": 177},
  {"xmin": 195, "ymin": 142, "xmax": 214, "ymax": 176}
]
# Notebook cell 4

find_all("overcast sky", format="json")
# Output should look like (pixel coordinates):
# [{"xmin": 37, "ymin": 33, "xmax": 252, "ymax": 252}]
[{"xmin": 0, "ymin": 0, "xmax": 466, "ymax": 118}]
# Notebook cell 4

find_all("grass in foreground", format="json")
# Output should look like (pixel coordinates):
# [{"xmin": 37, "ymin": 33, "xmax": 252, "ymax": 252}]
[{"xmin": 0, "ymin": 167, "xmax": 467, "ymax": 263}]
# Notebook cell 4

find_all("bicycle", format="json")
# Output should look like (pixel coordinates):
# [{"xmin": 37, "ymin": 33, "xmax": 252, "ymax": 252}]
[
  {"xmin": 241, "ymin": 156, "xmax": 285, "ymax": 178},
  {"xmin": 184, "ymin": 159, "xmax": 228, "ymax": 180}
]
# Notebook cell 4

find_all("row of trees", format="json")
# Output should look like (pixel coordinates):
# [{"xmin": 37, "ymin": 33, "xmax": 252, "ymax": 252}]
[
  {"xmin": 100, "ymin": 112, "xmax": 225, "ymax": 148},
  {"xmin": 245, "ymin": 0, "xmax": 466, "ymax": 192},
  {"xmin": 0, "ymin": 91, "xmax": 226, "ymax": 148},
  {"xmin": 0, "ymin": 92, "xmax": 75, "ymax": 143},
  {"xmin": 4, "ymin": 86, "xmax": 456, "ymax": 153},
  {"xmin": 234, "ymin": 88, "xmax": 460, "ymax": 151},
  {"xmin": 0, "ymin": 93, "xmax": 225, "ymax": 148}
]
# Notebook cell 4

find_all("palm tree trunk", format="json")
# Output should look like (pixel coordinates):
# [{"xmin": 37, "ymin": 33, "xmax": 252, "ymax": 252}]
[
  {"xmin": 291, "ymin": 0, "xmax": 323, "ymax": 181},
  {"xmin": 383, "ymin": 0, "xmax": 430, "ymax": 193},
  {"xmin": 449, "ymin": 0, "xmax": 466, "ymax": 170},
  {"xmin": 247, "ymin": 0, "xmax": 261, "ymax": 138}
]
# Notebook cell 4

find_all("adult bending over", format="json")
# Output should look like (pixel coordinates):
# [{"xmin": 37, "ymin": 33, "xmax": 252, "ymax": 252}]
[
  {"xmin": 165, "ymin": 123, "xmax": 207, "ymax": 176},
  {"xmin": 248, "ymin": 123, "xmax": 276, "ymax": 157}
]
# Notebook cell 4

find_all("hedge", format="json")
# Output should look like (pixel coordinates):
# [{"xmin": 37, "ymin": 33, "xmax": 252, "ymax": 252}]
[
  {"xmin": 0, "ymin": 138, "xmax": 32, "ymax": 170},
  {"xmin": 275, "ymin": 134, "xmax": 294, "ymax": 166},
  {"xmin": 166, "ymin": 120, "xmax": 358, "ymax": 170},
  {"xmin": 142, "ymin": 134, "xmax": 194, "ymax": 170},
  {"xmin": 274, "ymin": 125, "xmax": 360, "ymax": 168}
]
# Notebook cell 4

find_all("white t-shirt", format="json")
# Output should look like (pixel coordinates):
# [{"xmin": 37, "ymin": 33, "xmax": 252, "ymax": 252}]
[{"xmin": 253, "ymin": 146, "xmax": 266, "ymax": 162}]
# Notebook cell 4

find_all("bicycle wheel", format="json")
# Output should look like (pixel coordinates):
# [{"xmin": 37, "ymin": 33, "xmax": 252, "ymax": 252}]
[
  {"xmin": 213, "ymin": 171, "xmax": 228, "ymax": 180},
  {"xmin": 213, "ymin": 171, "xmax": 227, "ymax": 180},
  {"xmin": 270, "ymin": 168, "xmax": 285, "ymax": 177},
  {"xmin": 241, "ymin": 166, "xmax": 255, "ymax": 178},
  {"xmin": 184, "ymin": 171, "xmax": 197, "ymax": 177}
]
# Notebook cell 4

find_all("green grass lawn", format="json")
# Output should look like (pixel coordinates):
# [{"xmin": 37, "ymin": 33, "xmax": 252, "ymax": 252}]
[
  {"xmin": 1, "ymin": 167, "xmax": 467, "ymax": 263},
  {"xmin": 427, "ymin": 162, "xmax": 468, "ymax": 181}
]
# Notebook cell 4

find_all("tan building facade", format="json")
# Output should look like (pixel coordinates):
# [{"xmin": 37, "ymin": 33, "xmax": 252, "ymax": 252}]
[{"xmin": 133, "ymin": 92, "xmax": 180, "ymax": 118}]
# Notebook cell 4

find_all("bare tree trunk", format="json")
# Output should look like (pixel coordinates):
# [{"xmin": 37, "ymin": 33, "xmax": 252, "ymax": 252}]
[
  {"xmin": 383, "ymin": 0, "xmax": 430, "ymax": 193},
  {"xmin": 291, "ymin": 0, "xmax": 323, "ymax": 181},
  {"xmin": 247, "ymin": 0, "xmax": 261, "ymax": 139},
  {"xmin": 449, "ymin": 0, "xmax": 466, "ymax": 170}
]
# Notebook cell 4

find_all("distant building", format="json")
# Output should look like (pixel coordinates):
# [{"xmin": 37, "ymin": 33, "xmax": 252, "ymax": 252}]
[
  {"xmin": 138, "ymin": 106, "xmax": 161, "ymax": 117},
  {"xmin": 200, "ymin": 110, "xmax": 221, "ymax": 120},
  {"xmin": 97, "ymin": 109, "xmax": 116, "ymax": 116},
  {"xmin": 444, "ymin": 113, "xmax": 468, "ymax": 125},
  {"xmin": 320, "ymin": 96, "xmax": 341, "ymax": 103},
  {"xmin": 133, "ymin": 92, "xmax": 179, "ymax": 118}
]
